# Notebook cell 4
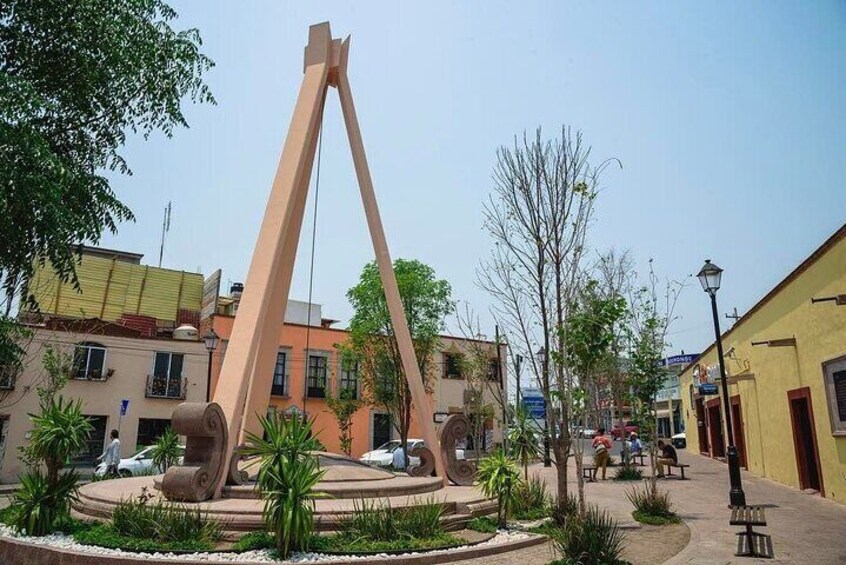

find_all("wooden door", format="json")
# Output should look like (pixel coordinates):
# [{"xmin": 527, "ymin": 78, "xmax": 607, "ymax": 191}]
[
  {"xmin": 787, "ymin": 387, "xmax": 824, "ymax": 495},
  {"xmin": 706, "ymin": 399, "xmax": 725, "ymax": 458},
  {"xmin": 695, "ymin": 397, "xmax": 709, "ymax": 454},
  {"xmin": 730, "ymin": 395, "xmax": 747, "ymax": 469}
]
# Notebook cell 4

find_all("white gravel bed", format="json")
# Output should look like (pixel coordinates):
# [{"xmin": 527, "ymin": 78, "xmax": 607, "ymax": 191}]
[{"xmin": 0, "ymin": 524, "xmax": 532, "ymax": 563}]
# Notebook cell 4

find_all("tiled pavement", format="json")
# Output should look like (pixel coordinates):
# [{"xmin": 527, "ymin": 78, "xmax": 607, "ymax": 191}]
[{"xmin": 456, "ymin": 447, "xmax": 846, "ymax": 564}]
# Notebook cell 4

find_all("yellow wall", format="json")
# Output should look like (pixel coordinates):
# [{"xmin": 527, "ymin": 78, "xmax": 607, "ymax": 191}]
[
  {"xmin": 680, "ymin": 229, "xmax": 846, "ymax": 504},
  {"xmin": 29, "ymin": 254, "xmax": 203, "ymax": 323}
]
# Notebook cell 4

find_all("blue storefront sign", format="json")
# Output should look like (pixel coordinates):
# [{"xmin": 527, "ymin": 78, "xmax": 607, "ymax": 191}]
[
  {"xmin": 521, "ymin": 388, "xmax": 546, "ymax": 420},
  {"xmin": 698, "ymin": 383, "xmax": 719, "ymax": 395},
  {"xmin": 659, "ymin": 354, "xmax": 700, "ymax": 367}
]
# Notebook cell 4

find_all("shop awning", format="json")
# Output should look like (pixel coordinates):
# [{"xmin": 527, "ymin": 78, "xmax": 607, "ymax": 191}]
[{"xmin": 656, "ymin": 408, "xmax": 673, "ymax": 418}]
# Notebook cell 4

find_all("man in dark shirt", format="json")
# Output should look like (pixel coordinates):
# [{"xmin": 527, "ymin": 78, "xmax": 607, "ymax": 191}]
[{"xmin": 656, "ymin": 440, "xmax": 677, "ymax": 478}]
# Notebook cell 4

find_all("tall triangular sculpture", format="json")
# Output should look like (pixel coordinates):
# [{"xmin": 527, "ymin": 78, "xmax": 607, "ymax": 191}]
[{"xmin": 161, "ymin": 22, "xmax": 446, "ymax": 502}]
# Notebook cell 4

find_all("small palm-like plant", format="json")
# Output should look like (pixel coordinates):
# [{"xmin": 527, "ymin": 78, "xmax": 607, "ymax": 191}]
[
  {"xmin": 475, "ymin": 449, "xmax": 520, "ymax": 528},
  {"xmin": 243, "ymin": 412, "xmax": 322, "ymax": 489},
  {"xmin": 550, "ymin": 505, "xmax": 625, "ymax": 565},
  {"xmin": 508, "ymin": 407, "xmax": 540, "ymax": 480},
  {"xmin": 26, "ymin": 396, "xmax": 92, "ymax": 485},
  {"xmin": 10, "ymin": 470, "xmax": 79, "ymax": 536},
  {"xmin": 150, "ymin": 427, "xmax": 181, "ymax": 472}
]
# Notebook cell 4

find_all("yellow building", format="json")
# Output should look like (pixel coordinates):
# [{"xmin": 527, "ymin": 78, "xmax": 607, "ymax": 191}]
[{"xmin": 680, "ymin": 223, "xmax": 846, "ymax": 504}]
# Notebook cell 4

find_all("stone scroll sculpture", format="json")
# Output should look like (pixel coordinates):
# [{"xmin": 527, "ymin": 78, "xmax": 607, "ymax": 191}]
[
  {"xmin": 406, "ymin": 445, "xmax": 435, "ymax": 477},
  {"xmin": 227, "ymin": 443, "xmax": 249, "ymax": 486},
  {"xmin": 161, "ymin": 402, "xmax": 229, "ymax": 502},
  {"xmin": 439, "ymin": 414, "xmax": 477, "ymax": 486}
]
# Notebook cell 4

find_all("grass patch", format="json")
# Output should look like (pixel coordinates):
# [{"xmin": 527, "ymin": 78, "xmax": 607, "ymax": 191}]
[
  {"xmin": 466, "ymin": 516, "xmax": 497, "ymax": 533},
  {"xmin": 232, "ymin": 530, "xmax": 274, "ymax": 552},
  {"xmin": 632, "ymin": 510, "xmax": 681, "ymax": 525},
  {"xmin": 74, "ymin": 523, "xmax": 216, "ymax": 552},
  {"xmin": 309, "ymin": 532, "xmax": 466, "ymax": 553}
]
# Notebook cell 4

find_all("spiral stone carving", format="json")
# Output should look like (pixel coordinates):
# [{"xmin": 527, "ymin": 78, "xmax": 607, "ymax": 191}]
[
  {"xmin": 227, "ymin": 443, "xmax": 249, "ymax": 485},
  {"xmin": 407, "ymin": 445, "xmax": 435, "ymax": 477},
  {"xmin": 161, "ymin": 402, "xmax": 228, "ymax": 502},
  {"xmin": 439, "ymin": 414, "xmax": 476, "ymax": 486}
]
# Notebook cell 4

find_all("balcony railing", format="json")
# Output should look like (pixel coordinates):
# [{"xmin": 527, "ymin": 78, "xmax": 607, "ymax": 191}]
[
  {"xmin": 145, "ymin": 374, "xmax": 187, "ymax": 400},
  {"xmin": 307, "ymin": 385, "xmax": 326, "ymax": 399},
  {"xmin": 271, "ymin": 378, "xmax": 289, "ymax": 397}
]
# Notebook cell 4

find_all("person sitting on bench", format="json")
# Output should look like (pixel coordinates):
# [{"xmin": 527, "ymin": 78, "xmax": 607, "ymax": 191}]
[
  {"xmin": 628, "ymin": 433, "xmax": 643, "ymax": 460},
  {"xmin": 656, "ymin": 440, "xmax": 677, "ymax": 477}
]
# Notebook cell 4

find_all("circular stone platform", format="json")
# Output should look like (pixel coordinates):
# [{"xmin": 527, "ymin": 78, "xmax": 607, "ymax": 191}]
[{"xmin": 72, "ymin": 453, "xmax": 496, "ymax": 538}]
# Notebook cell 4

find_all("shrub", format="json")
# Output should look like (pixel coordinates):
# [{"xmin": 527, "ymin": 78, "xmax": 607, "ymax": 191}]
[
  {"xmin": 613, "ymin": 466, "xmax": 643, "ymax": 482},
  {"xmin": 342, "ymin": 496, "xmax": 445, "ymax": 541},
  {"xmin": 109, "ymin": 499, "xmax": 222, "ymax": 544},
  {"xmin": 549, "ymin": 506, "xmax": 626, "ymax": 565},
  {"xmin": 233, "ymin": 530, "xmax": 274, "ymax": 552},
  {"xmin": 626, "ymin": 484, "xmax": 676, "ymax": 519},
  {"xmin": 466, "ymin": 516, "xmax": 497, "ymax": 534},
  {"xmin": 508, "ymin": 407, "xmax": 540, "ymax": 479},
  {"xmin": 511, "ymin": 475, "xmax": 552, "ymax": 520},
  {"xmin": 309, "ymin": 532, "xmax": 464, "ymax": 553},
  {"xmin": 25, "ymin": 396, "xmax": 92, "ymax": 486},
  {"xmin": 8, "ymin": 470, "xmax": 79, "ymax": 536},
  {"xmin": 631, "ymin": 510, "xmax": 681, "ymax": 525},
  {"xmin": 552, "ymin": 494, "xmax": 579, "ymax": 526},
  {"xmin": 150, "ymin": 427, "xmax": 181, "ymax": 472},
  {"xmin": 475, "ymin": 449, "xmax": 520, "ymax": 528},
  {"xmin": 75, "ymin": 523, "xmax": 215, "ymax": 553}
]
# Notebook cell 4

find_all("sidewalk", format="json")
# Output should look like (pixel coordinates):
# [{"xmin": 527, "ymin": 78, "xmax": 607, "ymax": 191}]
[{"xmin": 523, "ymin": 447, "xmax": 846, "ymax": 564}]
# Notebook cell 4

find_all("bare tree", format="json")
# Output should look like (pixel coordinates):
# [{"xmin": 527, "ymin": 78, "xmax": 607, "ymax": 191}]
[{"xmin": 478, "ymin": 126, "xmax": 617, "ymax": 515}]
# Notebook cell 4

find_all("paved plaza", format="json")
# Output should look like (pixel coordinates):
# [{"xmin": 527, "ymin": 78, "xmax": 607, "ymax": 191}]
[{"xmin": 458, "ymin": 446, "xmax": 846, "ymax": 564}]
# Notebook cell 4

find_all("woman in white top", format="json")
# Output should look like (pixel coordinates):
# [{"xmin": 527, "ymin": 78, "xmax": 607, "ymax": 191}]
[{"xmin": 98, "ymin": 429, "xmax": 121, "ymax": 477}]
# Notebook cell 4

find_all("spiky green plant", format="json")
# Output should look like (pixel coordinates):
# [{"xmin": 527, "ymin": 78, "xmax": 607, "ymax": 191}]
[
  {"xmin": 25, "ymin": 396, "xmax": 92, "ymax": 486},
  {"xmin": 150, "ymin": 427, "xmax": 181, "ymax": 472},
  {"xmin": 508, "ymin": 406, "xmax": 540, "ymax": 480},
  {"xmin": 9, "ymin": 470, "xmax": 79, "ymax": 536},
  {"xmin": 511, "ymin": 474, "xmax": 553, "ymax": 520},
  {"xmin": 242, "ymin": 412, "xmax": 322, "ymax": 491},
  {"xmin": 475, "ymin": 449, "xmax": 520, "ymax": 528},
  {"xmin": 549, "ymin": 505, "xmax": 626, "ymax": 565}
]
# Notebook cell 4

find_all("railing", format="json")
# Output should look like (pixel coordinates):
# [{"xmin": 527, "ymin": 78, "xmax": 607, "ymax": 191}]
[
  {"xmin": 307, "ymin": 385, "xmax": 326, "ymax": 399},
  {"xmin": 271, "ymin": 378, "xmax": 289, "ymax": 397},
  {"xmin": 146, "ymin": 374, "xmax": 187, "ymax": 400}
]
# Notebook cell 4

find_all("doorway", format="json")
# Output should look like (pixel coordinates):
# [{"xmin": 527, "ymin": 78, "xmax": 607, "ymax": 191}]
[
  {"xmin": 371, "ymin": 413, "xmax": 391, "ymax": 450},
  {"xmin": 730, "ymin": 395, "xmax": 747, "ymax": 469},
  {"xmin": 695, "ymin": 397, "xmax": 709, "ymax": 454},
  {"xmin": 787, "ymin": 387, "xmax": 824, "ymax": 495},
  {"xmin": 706, "ymin": 399, "xmax": 725, "ymax": 458},
  {"xmin": 74, "ymin": 415, "xmax": 107, "ymax": 466}
]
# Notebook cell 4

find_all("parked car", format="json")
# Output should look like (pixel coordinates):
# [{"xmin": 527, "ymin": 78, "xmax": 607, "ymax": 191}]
[
  {"xmin": 93, "ymin": 445, "xmax": 184, "ymax": 478},
  {"xmin": 359, "ymin": 439, "xmax": 465, "ymax": 468},
  {"xmin": 671, "ymin": 431, "xmax": 686, "ymax": 449},
  {"xmin": 611, "ymin": 421, "xmax": 640, "ymax": 440},
  {"xmin": 575, "ymin": 427, "xmax": 597, "ymax": 439}
]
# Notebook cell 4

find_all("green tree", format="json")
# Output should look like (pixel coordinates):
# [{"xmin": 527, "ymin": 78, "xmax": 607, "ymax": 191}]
[
  {"xmin": 325, "ymin": 387, "xmax": 362, "ymax": 457},
  {"xmin": 0, "ymin": 0, "xmax": 214, "ymax": 350},
  {"xmin": 345, "ymin": 259, "xmax": 453, "ymax": 468}
]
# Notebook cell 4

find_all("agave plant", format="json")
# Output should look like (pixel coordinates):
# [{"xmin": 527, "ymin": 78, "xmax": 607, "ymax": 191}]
[
  {"xmin": 150, "ymin": 427, "xmax": 181, "ymax": 472},
  {"xmin": 475, "ymin": 449, "xmax": 520, "ymax": 528},
  {"xmin": 10, "ymin": 469, "xmax": 79, "ymax": 536},
  {"xmin": 508, "ymin": 406, "xmax": 540, "ymax": 480},
  {"xmin": 26, "ymin": 396, "xmax": 92, "ymax": 486},
  {"xmin": 243, "ymin": 412, "xmax": 322, "ymax": 491}
]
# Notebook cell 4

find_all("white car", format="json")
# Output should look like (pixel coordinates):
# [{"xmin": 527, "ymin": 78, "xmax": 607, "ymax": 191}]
[
  {"xmin": 93, "ymin": 445, "xmax": 184, "ymax": 478},
  {"xmin": 671, "ymin": 431, "xmax": 686, "ymax": 449},
  {"xmin": 359, "ymin": 439, "xmax": 466, "ymax": 468},
  {"xmin": 577, "ymin": 427, "xmax": 597, "ymax": 439}
]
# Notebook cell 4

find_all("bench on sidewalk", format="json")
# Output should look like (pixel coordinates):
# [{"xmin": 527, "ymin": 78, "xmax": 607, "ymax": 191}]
[
  {"xmin": 630, "ymin": 453, "xmax": 646, "ymax": 466},
  {"xmin": 665, "ymin": 462, "xmax": 690, "ymax": 480},
  {"xmin": 730, "ymin": 505, "xmax": 774, "ymax": 558},
  {"xmin": 581, "ymin": 465, "xmax": 596, "ymax": 482}
]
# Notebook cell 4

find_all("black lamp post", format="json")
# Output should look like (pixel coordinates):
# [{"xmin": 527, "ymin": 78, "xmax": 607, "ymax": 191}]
[
  {"xmin": 697, "ymin": 259, "xmax": 746, "ymax": 507},
  {"xmin": 536, "ymin": 347, "xmax": 552, "ymax": 467},
  {"xmin": 203, "ymin": 329, "xmax": 220, "ymax": 403}
]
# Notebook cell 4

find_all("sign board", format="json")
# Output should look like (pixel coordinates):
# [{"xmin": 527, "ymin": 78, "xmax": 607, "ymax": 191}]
[
  {"xmin": 658, "ymin": 354, "xmax": 700, "ymax": 367},
  {"xmin": 200, "ymin": 269, "xmax": 222, "ymax": 321},
  {"xmin": 698, "ymin": 383, "xmax": 719, "ymax": 395},
  {"xmin": 119, "ymin": 399, "xmax": 129, "ymax": 416},
  {"xmin": 521, "ymin": 387, "xmax": 546, "ymax": 420},
  {"xmin": 433, "ymin": 412, "xmax": 448, "ymax": 424}
]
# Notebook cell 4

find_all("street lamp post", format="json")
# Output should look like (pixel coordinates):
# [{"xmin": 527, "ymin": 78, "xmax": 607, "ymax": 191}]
[
  {"xmin": 697, "ymin": 259, "xmax": 746, "ymax": 507},
  {"xmin": 203, "ymin": 329, "xmax": 220, "ymax": 403},
  {"xmin": 536, "ymin": 347, "xmax": 552, "ymax": 467}
]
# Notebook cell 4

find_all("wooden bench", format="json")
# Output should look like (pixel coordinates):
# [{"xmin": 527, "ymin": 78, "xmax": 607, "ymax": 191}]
[
  {"xmin": 665, "ymin": 462, "xmax": 690, "ymax": 480},
  {"xmin": 629, "ymin": 453, "xmax": 646, "ymax": 466},
  {"xmin": 581, "ymin": 465, "xmax": 596, "ymax": 482},
  {"xmin": 730, "ymin": 505, "xmax": 774, "ymax": 558}
]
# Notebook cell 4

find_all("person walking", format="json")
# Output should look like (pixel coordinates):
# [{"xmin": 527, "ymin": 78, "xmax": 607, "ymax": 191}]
[
  {"xmin": 592, "ymin": 427, "xmax": 613, "ymax": 480},
  {"xmin": 97, "ymin": 429, "xmax": 121, "ymax": 477}
]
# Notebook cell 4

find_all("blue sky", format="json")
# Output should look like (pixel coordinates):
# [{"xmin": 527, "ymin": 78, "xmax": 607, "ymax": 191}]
[{"xmin": 100, "ymin": 2, "xmax": 846, "ymax": 356}]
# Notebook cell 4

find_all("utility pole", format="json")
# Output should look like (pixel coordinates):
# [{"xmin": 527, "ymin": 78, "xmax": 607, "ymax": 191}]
[
  {"xmin": 515, "ymin": 354, "xmax": 523, "ymax": 408},
  {"xmin": 496, "ymin": 325, "xmax": 506, "ymax": 452}
]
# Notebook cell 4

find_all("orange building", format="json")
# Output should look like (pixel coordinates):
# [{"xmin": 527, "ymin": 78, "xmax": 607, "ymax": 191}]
[{"xmin": 207, "ymin": 286, "xmax": 505, "ymax": 458}]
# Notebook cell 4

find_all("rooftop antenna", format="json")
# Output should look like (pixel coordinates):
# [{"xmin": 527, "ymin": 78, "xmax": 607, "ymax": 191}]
[
  {"xmin": 725, "ymin": 306, "xmax": 741, "ymax": 324},
  {"xmin": 158, "ymin": 201, "xmax": 172, "ymax": 268}
]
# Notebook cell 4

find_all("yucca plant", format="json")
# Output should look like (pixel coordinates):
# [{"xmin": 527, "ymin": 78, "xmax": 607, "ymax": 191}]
[
  {"xmin": 613, "ymin": 465, "xmax": 643, "ymax": 482},
  {"xmin": 508, "ymin": 406, "xmax": 540, "ymax": 480},
  {"xmin": 150, "ymin": 427, "xmax": 181, "ymax": 472},
  {"xmin": 9, "ymin": 470, "xmax": 79, "ymax": 536},
  {"xmin": 111, "ymin": 498, "xmax": 222, "ymax": 543},
  {"xmin": 25, "ymin": 396, "xmax": 92, "ymax": 486},
  {"xmin": 511, "ymin": 474, "xmax": 553, "ymax": 520},
  {"xmin": 475, "ymin": 449, "xmax": 520, "ymax": 528},
  {"xmin": 550, "ymin": 505, "xmax": 625, "ymax": 565},
  {"xmin": 626, "ymin": 484, "xmax": 677, "ymax": 524},
  {"xmin": 242, "ymin": 412, "xmax": 322, "ymax": 491},
  {"xmin": 262, "ymin": 455, "xmax": 325, "ymax": 558}
]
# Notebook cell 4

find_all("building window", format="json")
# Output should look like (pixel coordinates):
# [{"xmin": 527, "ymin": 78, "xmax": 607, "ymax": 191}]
[
  {"xmin": 72, "ymin": 342, "xmax": 107, "ymax": 380},
  {"xmin": 823, "ymin": 355, "xmax": 846, "ymax": 435},
  {"xmin": 73, "ymin": 415, "xmax": 107, "ymax": 465},
  {"xmin": 271, "ymin": 351, "xmax": 288, "ymax": 396},
  {"xmin": 339, "ymin": 361, "xmax": 359, "ymax": 400},
  {"xmin": 487, "ymin": 359, "xmax": 500, "ymax": 382},
  {"xmin": 443, "ymin": 353, "xmax": 464, "ymax": 379},
  {"xmin": 147, "ymin": 352, "xmax": 185, "ymax": 399},
  {"xmin": 137, "ymin": 418, "xmax": 172, "ymax": 448},
  {"xmin": 307, "ymin": 355, "xmax": 327, "ymax": 398}
]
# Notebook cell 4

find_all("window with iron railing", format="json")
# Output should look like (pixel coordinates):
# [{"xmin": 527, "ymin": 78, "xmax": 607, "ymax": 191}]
[
  {"xmin": 339, "ymin": 361, "xmax": 359, "ymax": 400},
  {"xmin": 271, "ymin": 351, "xmax": 288, "ymax": 396},
  {"xmin": 72, "ymin": 342, "xmax": 107, "ymax": 380},
  {"xmin": 307, "ymin": 355, "xmax": 327, "ymax": 398},
  {"xmin": 146, "ymin": 352, "xmax": 186, "ymax": 399}
]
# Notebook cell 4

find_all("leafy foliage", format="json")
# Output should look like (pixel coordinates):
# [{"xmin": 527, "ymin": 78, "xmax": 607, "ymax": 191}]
[
  {"xmin": 7, "ymin": 469, "xmax": 79, "ymax": 536},
  {"xmin": 344, "ymin": 259, "xmax": 453, "ymax": 467},
  {"xmin": 511, "ymin": 474, "xmax": 553, "ymax": 520},
  {"xmin": 626, "ymin": 485, "xmax": 677, "ymax": 521},
  {"xmin": 325, "ymin": 386, "xmax": 362, "ymax": 456},
  {"xmin": 508, "ymin": 406, "xmax": 540, "ymax": 479},
  {"xmin": 309, "ymin": 532, "xmax": 465, "ymax": 554},
  {"xmin": 149, "ymin": 427, "xmax": 181, "ymax": 472},
  {"xmin": 243, "ymin": 413, "xmax": 325, "ymax": 559},
  {"xmin": 475, "ymin": 449, "xmax": 520, "ymax": 528},
  {"xmin": 0, "ymin": 0, "xmax": 215, "ymax": 303},
  {"xmin": 232, "ymin": 530, "xmax": 274, "ymax": 552},
  {"xmin": 552, "ymin": 493, "xmax": 580, "ymax": 526},
  {"xmin": 341, "ymin": 496, "xmax": 445, "ymax": 542},
  {"xmin": 108, "ymin": 498, "xmax": 222, "ymax": 545},
  {"xmin": 548, "ymin": 506, "xmax": 627, "ymax": 565},
  {"xmin": 613, "ymin": 466, "xmax": 643, "ymax": 482},
  {"xmin": 466, "ymin": 516, "xmax": 498, "ymax": 534},
  {"xmin": 24, "ymin": 395, "xmax": 92, "ymax": 484},
  {"xmin": 75, "ymin": 523, "xmax": 216, "ymax": 552}
]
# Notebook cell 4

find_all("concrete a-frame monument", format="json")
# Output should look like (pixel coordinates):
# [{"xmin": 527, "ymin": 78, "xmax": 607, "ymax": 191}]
[{"xmin": 161, "ymin": 22, "xmax": 446, "ymax": 501}]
